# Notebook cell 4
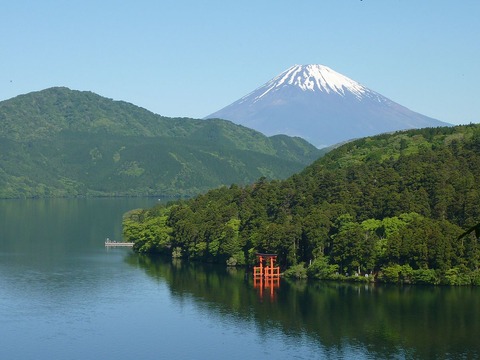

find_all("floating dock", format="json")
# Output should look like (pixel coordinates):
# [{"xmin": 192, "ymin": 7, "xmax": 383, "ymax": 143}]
[{"xmin": 105, "ymin": 240, "xmax": 134, "ymax": 247}]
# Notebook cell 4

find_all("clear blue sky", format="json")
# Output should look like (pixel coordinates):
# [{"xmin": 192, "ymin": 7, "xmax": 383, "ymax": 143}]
[{"xmin": 2, "ymin": 0, "xmax": 479, "ymax": 125}]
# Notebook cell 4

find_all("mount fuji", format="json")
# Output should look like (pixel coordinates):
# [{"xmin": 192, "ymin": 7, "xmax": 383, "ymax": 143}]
[{"xmin": 205, "ymin": 64, "xmax": 451, "ymax": 147}]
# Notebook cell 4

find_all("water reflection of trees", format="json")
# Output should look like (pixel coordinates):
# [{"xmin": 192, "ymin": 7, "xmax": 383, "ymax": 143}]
[{"xmin": 126, "ymin": 254, "xmax": 480, "ymax": 359}]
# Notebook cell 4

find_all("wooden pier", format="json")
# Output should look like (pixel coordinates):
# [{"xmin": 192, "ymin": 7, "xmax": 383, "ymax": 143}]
[{"xmin": 105, "ymin": 240, "xmax": 134, "ymax": 247}]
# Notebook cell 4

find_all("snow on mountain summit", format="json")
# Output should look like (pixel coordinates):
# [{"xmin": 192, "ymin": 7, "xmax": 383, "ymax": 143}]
[
  {"xmin": 252, "ymin": 64, "xmax": 370, "ymax": 102},
  {"xmin": 206, "ymin": 64, "xmax": 451, "ymax": 147}
]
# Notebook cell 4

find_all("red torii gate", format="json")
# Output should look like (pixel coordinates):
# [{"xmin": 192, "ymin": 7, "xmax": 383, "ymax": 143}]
[
  {"xmin": 253, "ymin": 253, "xmax": 280, "ymax": 300},
  {"xmin": 253, "ymin": 253, "xmax": 280, "ymax": 278}
]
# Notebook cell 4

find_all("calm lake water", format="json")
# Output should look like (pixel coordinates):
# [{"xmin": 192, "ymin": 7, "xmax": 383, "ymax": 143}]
[{"xmin": 1, "ymin": 199, "xmax": 479, "ymax": 360}]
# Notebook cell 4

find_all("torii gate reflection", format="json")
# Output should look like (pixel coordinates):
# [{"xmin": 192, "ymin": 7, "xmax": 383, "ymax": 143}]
[{"xmin": 253, "ymin": 253, "xmax": 280, "ymax": 301}]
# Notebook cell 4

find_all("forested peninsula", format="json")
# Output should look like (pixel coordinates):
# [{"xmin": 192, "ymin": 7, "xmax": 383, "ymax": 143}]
[{"xmin": 123, "ymin": 124, "xmax": 480, "ymax": 285}]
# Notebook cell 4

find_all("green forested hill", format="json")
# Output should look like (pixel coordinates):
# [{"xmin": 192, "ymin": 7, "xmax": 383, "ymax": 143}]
[
  {"xmin": 0, "ymin": 87, "xmax": 322, "ymax": 198},
  {"xmin": 124, "ymin": 124, "xmax": 480, "ymax": 285}
]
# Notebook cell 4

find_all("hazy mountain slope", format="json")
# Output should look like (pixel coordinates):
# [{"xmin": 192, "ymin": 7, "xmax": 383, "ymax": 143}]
[
  {"xmin": 0, "ymin": 87, "xmax": 322, "ymax": 198},
  {"xmin": 206, "ymin": 64, "xmax": 450, "ymax": 147}
]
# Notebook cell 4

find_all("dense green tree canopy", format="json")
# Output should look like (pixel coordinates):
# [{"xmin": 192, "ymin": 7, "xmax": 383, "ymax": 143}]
[
  {"xmin": 124, "ymin": 124, "xmax": 480, "ymax": 285},
  {"xmin": 0, "ymin": 87, "xmax": 323, "ymax": 198}
]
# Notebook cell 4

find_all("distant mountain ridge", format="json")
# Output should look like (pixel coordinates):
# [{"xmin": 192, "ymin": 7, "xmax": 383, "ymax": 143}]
[
  {"xmin": 0, "ymin": 87, "xmax": 323, "ymax": 198},
  {"xmin": 206, "ymin": 64, "xmax": 451, "ymax": 147}
]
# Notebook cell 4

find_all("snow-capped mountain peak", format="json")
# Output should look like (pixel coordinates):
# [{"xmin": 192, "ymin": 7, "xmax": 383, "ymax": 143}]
[
  {"xmin": 253, "ymin": 64, "xmax": 368, "ymax": 102},
  {"xmin": 205, "ymin": 64, "xmax": 450, "ymax": 147}
]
